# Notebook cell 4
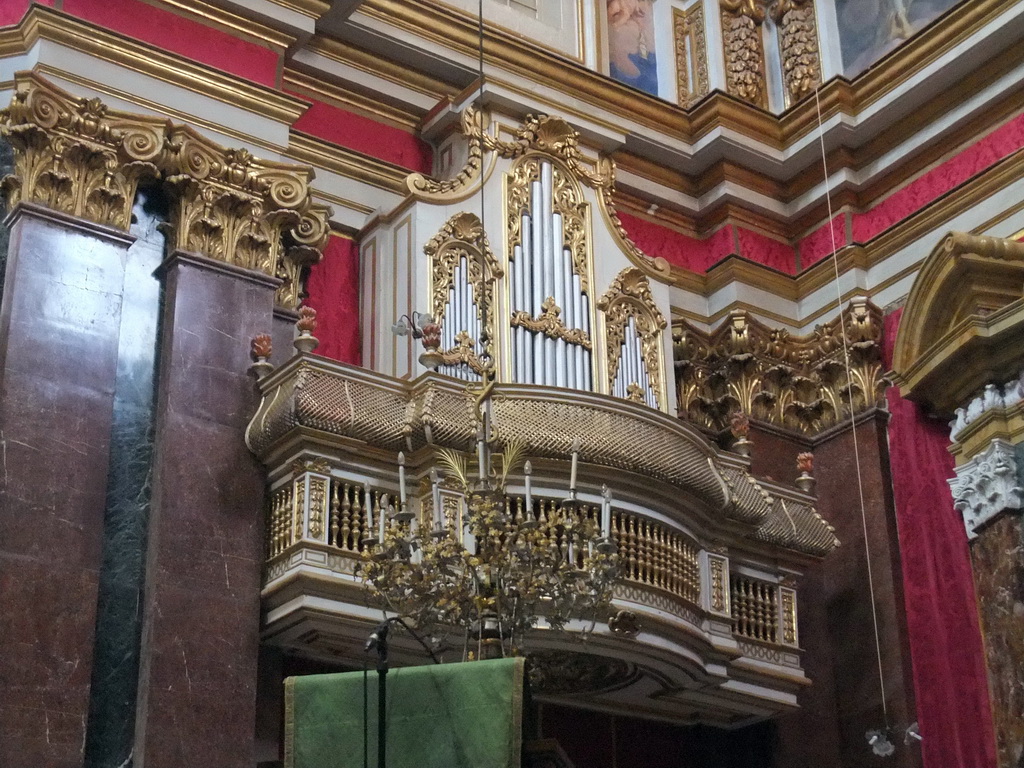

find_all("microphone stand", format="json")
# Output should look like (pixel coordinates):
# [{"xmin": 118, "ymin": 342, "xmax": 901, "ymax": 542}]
[
  {"xmin": 364, "ymin": 616, "xmax": 442, "ymax": 768},
  {"xmin": 366, "ymin": 621, "xmax": 390, "ymax": 768}
]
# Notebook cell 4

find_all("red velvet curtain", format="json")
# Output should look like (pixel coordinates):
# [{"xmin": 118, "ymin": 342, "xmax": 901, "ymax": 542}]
[
  {"xmin": 883, "ymin": 309, "xmax": 996, "ymax": 768},
  {"xmin": 304, "ymin": 234, "xmax": 361, "ymax": 366}
]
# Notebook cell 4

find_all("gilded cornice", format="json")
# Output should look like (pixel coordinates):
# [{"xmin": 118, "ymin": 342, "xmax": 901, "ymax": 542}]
[
  {"xmin": 355, "ymin": 0, "xmax": 1009, "ymax": 150},
  {"xmin": 674, "ymin": 298, "xmax": 888, "ymax": 434},
  {"xmin": 4, "ymin": 7, "xmax": 309, "ymax": 126},
  {"xmin": 286, "ymin": 131, "xmax": 407, "ymax": 194},
  {"xmin": 153, "ymin": 0, "xmax": 297, "ymax": 51},
  {"xmin": 0, "ymin": 73, "xmax": 330, "ymax": 309},
  {"xmin": 891, "ymin": 231, "xmax": 1024, "ymax": 415}
]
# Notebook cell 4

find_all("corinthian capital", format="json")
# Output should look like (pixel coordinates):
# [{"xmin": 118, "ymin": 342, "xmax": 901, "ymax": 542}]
[{"xmin": 0, "ymin": 72, "xmax": 167, "ymax": 230}]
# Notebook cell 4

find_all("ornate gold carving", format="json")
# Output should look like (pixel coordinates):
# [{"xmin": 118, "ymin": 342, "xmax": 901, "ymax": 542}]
[
  {"xmin": 779, "ymin": 586, "xmax": 797, "ymax": 645},
  {"xmin": 308, "ymin": 475, "xmax": 328, "ymax": 541},
  {"xmin": 708, "ymin": 554, "xmax": 729, "ymax": 614},
  {"xmin": 439, "ymin": 332, "xmax": 486, "ymax": 375},
  {"xmin": 510, "ymin": 297, "xmax": 593, "ymax": 350},
  {"xmin": 425, "ymin": 211, "xmax": 501, "ymax": 372},
  {"xmin": 0, "ymin": 73, "xmax": 165, "ymax": 230},
  {"xmin": 769, "ymin": 0, "xmax": 821, "ymax": 106},
  {"xmin": 598, "ymin": 268, "xmax": 668, "ymax": 409},
  {"xmin": 0, "ymin": 73, "xmax": 329, "ymax": 309},
  {"xmin": 609, "ymin": 609, "xmax": 642, "ymax": 638},
  {"xmin": 163, "ymin": 126, "xmax": 329, "ymax": 307},
  {"xmin": 505, "ymin": 155, "xmax": 593, "ymax": 295},
  {"xmin": 720, "ymin": 0, "xmax": 768, "ymax": 109},
  {"xmin": 407, "ymin": 107, "xmax": 484, "ymax": 201},
  {"xmin": 673, "ymin": 6, "xmax": 710, "ymax": 107},
  {"xmin": 675, "ymin": 298, "xmax": 889, "ymax": 434}
]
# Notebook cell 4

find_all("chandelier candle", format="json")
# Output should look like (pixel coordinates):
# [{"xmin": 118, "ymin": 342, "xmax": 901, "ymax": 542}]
[
  {"xmin": 570, "ymin": 438, "xmax": 581, "ymax": 495},
  {"xmin": 601, "ymin": 485, "xmax": 612, "ymax": 539},
  {"xmin": 430, "ymin": 469, "xmax": 442, "ymax": 530},
  {"xmin": 524, "ymin": 461, "xmax": 533, "ymax": 510},
  {"xmin": 398, "ymin": 452, "xmax": 407, "ymax": 507}
]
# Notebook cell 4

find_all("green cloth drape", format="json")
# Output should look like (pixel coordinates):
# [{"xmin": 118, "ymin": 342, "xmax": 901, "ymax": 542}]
[{"xmin": 284, "ymin": 658, "xmax": 525, "ymax": 768}]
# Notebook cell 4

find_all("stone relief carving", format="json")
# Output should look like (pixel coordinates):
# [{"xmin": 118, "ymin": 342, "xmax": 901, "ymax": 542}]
[{"xmin": 949, "ymin": 439, "xmax": 1024, "ymax": 539}]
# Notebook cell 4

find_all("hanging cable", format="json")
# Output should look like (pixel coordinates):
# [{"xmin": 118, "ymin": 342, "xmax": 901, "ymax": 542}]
[
  {"xmin": 812, "ymin": 84, "xmax": 890, "ymax": 729},
  {"xmin": 476, "ymin": 0, "xmax": 489, "ymax": 367}
]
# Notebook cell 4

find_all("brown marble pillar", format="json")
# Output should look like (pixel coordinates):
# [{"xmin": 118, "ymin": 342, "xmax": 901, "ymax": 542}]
[
  {"xmin": 0, "ymin": 204, "xmax": 134, "ymax": 768},
  {"xmin": 812, "ymin": 412, "xmax": 921, "ymax": 768},
  {"xmin": 970, "ymin": 511, "xmax": 1024, "ymax": 768},
  {"xmin": 134, "ymin": 251, "xmax": 275, "ymax": 768}
]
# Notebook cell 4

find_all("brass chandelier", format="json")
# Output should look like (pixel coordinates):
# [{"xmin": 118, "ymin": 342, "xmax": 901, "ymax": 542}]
[{"xmin": 359, "ymin": 387, "xmax": 619, "ymax": 658}]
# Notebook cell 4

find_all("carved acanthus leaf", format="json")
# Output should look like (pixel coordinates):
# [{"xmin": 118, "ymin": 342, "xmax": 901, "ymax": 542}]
[
  {"xmin": 0, "ymin": 74, "xmax": 165, "ymax": 230},
  {"xmin": 674, "ymin": 298, "xmax": 889, "ymax": 434},
  {"xmin": 949, "ymin": 439, "xmax": 1024, "ymax": 539}
]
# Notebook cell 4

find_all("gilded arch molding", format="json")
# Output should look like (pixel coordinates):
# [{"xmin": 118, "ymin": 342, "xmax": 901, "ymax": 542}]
[
  {"xmin": 406, "ymin": 109, "xmax": 672, "ymax": 283},
  {"xmin": 891, "ymin": 231, "xmax": 1024, "ymax": 415},
  {"xmin": 0, "ymin": 71, "xmax": 330, "ymax": 309}
]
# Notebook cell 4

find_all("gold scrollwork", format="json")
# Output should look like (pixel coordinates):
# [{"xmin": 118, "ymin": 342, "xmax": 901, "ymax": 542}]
[
  {"xmin": 439, "ymin": 332, "xmax": 486, "ymax": 375},
  {"xmin": 510, "ymin": 296, "xmax": 593, "ymax": 350},
  {"xmin": 0, "ymin": 73, "xmax": 330, "ymax": 309},
  {"xmin": 406, "ymin": 107, "xmax": 485, "ymax": 202},
  {"xmin": 769, "ymin": 0, "xmax": 822, "ymax": 106},
  {"xmin": 598, "ymin": 268, "xmax": 667, "ymax": 409},
  {"xmin": 720, "ymin": 0, "xmax": 769, "ymax": 109},
  {"xmin": 674, "ymin": 298, "xmax": 889, "ymax": 434}
]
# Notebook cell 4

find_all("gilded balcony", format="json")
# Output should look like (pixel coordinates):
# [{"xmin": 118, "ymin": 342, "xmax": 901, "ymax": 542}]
[{"xmin": 246, "ymin": 353, "xmax": 838, "ymax": 727}]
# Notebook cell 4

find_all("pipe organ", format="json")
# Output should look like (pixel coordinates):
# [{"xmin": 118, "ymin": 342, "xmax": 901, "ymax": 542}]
[
  {"xmin": 599, "ymin": 268, "xmax": 667, "ymax": 410},
  {"xmin": 508, "ymin": 158, "xmax": 594, "ymax": 390},
  {"xmin": 425, "ymin": 212, "xmax": 501, "ymax": 381}
]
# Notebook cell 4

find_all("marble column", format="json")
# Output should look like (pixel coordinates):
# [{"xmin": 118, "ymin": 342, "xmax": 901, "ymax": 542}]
[
  {"xmin": 133, "ymin": 251, "xmax": 275, "ymax": 768},
  {"xmin": 971, "ymin": 510, "xmax": 1024, "ymax": 768},
  {"xmin": 953, "ymin": 440, "xmax": 1024, "ymax": 768},
  {"xmin": 0, "ymin": 204, "xmax": 134, "ymax": 767}
]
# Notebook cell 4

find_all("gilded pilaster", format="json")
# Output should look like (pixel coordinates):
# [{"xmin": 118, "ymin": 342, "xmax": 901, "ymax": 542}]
[
  {"xmin": 769, "ymin": 0, "xmax": 822, "ymax": 106},
  {"xmin": 673, "ymin": 5, "xmax": 710, "ymax": 107},
  {"xmin": 720, "ymin": 0, "xmax": 768, "ymax": 109}
]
